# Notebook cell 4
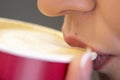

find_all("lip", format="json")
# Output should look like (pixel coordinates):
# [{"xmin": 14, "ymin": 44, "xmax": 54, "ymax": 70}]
[
  {"xmin": 63, "ymin": 35, "xmax": 115, "ymax": 70},
  {"xmin": 92, "ymin": 51, "xmax": 114, "ymax": 70}
]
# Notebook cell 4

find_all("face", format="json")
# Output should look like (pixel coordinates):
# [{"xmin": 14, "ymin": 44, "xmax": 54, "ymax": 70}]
[{"xmin": 38, "ymin": 0, "xmax": 120, "ymax": 80}]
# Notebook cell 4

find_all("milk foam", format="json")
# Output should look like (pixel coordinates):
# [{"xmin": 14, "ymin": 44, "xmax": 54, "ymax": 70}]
[
  {"xmin": 0, "ymin": 29, "xmax": 84, "ymax": 56},
  {"xmin": 0, "ymin": 18, "xmax": 91, "ymax": 62},
  {"xmin": 0, "ymin": 29, "xmax": 64, "ymax": 54}
]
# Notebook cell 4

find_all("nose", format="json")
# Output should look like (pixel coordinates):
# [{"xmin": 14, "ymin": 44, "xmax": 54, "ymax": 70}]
[{"xmin": 38, "ymin": 0, "xmax": 96, "ymax": 16}]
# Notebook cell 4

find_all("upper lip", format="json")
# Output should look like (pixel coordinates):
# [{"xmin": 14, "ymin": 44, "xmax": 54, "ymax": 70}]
[
  {"xmin": 63, "ymin": 34, "xmax": 116, "ymax": 70},
  {"xmin": 63, "ymin": 34, "xmax": 115, "ymax": 56}
]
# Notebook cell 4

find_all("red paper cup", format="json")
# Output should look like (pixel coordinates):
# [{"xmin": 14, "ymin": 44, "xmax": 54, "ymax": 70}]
[
  {"xmin": 0, "ymin": 18, "xmax": 86, "ymax": 80},
  {"xmin": 0, "ymin": 49, "xmax": 70, "ymax": 80}
]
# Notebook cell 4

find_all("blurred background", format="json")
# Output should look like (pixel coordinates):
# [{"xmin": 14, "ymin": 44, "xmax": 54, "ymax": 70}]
[{"xmin": 0, "ymin": 0, "xmax": 63, "ymax": 30}]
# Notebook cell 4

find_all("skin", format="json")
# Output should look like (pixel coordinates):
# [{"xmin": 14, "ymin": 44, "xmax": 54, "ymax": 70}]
[{"xmin": 37, "ymin": 0, "xmax": 120, "ymax": 80}]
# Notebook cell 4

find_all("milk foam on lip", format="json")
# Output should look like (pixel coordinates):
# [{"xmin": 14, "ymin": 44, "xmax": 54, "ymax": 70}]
[{"xmin": 84, "ymin": 48, "xmax": 97, "ymax": 60}]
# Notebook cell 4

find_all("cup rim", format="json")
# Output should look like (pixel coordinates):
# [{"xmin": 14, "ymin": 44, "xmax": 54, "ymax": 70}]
[{"xmin": 0, "ymin": 46, "xmax": 75, "ymax": 63}]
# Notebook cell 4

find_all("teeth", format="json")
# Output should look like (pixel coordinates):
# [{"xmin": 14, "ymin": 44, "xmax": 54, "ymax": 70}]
[{"xmin": 84, "ymin": 48, "xmax": 97, "ymax": 60}]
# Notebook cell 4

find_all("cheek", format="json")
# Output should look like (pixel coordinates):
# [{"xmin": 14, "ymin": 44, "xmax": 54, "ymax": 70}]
[{"xmin": 98, "ymin": 0, "xmax": 120, "ymax": 27}]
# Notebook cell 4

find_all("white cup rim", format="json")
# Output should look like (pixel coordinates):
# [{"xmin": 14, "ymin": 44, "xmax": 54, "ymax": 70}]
[{"xmin": 0, "ymin": 46, "xmax": 75, "ymax": 63}]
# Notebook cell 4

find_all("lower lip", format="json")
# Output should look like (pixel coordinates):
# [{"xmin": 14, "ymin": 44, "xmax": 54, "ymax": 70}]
[
  {"xmin": 93, "ymin": 54, "xmax": 113, "ymax": 70},
  {"xmin": 64, "ymin": 35, "xmax": 114, "ymax": 70}
]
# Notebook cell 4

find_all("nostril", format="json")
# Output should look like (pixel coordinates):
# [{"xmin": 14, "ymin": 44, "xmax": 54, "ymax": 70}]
[
  {"xmin": 37, "ymin": 0, "xmax": 96, "ymax": 16},
  {"xmin": 63, "ymin": 0, "xmax": 96, "ymax": 12}
]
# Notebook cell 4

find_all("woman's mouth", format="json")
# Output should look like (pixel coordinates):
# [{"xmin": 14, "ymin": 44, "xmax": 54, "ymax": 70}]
[
  {"xmin": 64, "ymin": 35, "xmax": 115, "ymax": 70},
  {"xmin": 92, "ymin": 51, "xmax": 114, "ymax": 70}
]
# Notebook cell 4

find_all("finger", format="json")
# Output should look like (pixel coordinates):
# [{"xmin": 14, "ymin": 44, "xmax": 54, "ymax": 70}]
[{"xmin": 65, "ymin": 53, "xmax": 93, "ymax": 80}]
